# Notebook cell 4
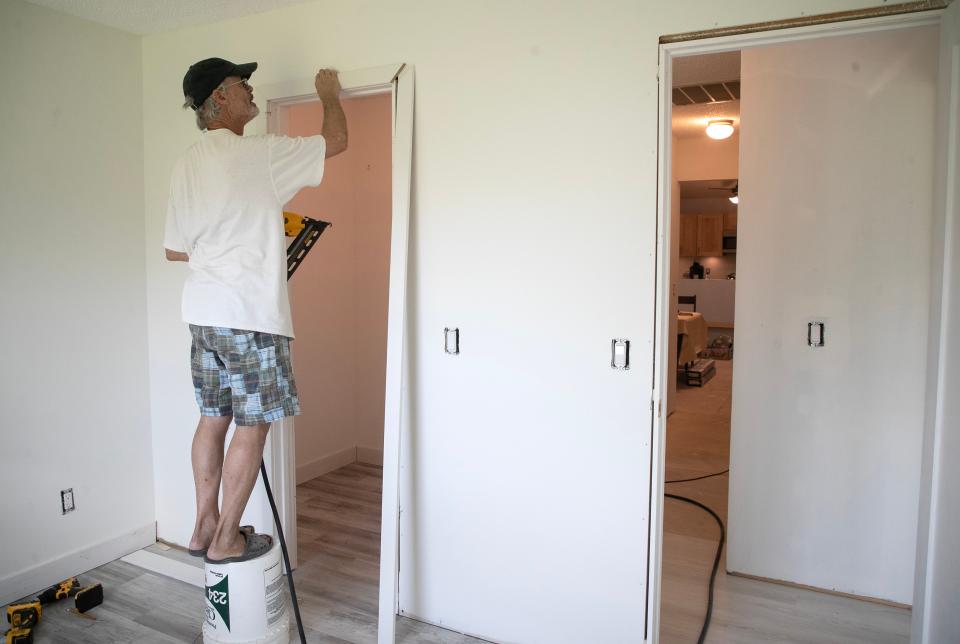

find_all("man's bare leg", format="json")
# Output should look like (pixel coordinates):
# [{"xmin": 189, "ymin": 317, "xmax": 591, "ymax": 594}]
[
  {"xmin": 205, "ymin": 422, "xmax": 270, "ymax": 560},
  {"xmin": 189, "ymin": 415, "xmax": 232, "ymax": 552}
]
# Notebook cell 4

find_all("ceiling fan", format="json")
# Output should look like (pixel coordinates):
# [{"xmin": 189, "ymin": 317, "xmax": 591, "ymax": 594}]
[{"xmin": 709, "ymin": 181, "xmax": 738, "ymax": 204}]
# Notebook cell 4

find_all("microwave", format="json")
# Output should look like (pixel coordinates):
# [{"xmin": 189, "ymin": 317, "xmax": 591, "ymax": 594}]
[{"xmin": 723, "ymin": 235, "xmax": 737, "ymax": 254}]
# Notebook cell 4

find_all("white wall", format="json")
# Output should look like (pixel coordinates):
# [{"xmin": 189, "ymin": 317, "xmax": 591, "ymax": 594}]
[
  {"xmin": 0, "ymin": 0, "xmax": 154, "ymax": 605},
  {"xmin": 675, "ymin": 133, "xmax": 740, "ymax": 183},
  {"xmin": 729, "ymin": 26, "xmax": 938, "ymax": 604},
  {"xmin": 914, "ymin": 4, "xmax": 960, "ymax": 641},
  {"xmin": 138, "ymin": 1, "xmax": 916, "ymax": 641},
  {"xmin": 677, "ymin": 279, "xmax": 736, "ymax": 326},
  {"xmin": 283, "ymin": 95, "xmax": 392, "ymax": 482},
  {"xmin": 921, "ymin": 126, "xmax": 960, "ymax": 640}
]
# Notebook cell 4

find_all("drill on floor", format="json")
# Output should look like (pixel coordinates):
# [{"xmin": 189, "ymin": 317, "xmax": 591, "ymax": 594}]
[
  {"xmin": 4, "ymin": 577, "xmax": 81, "ymax": 643},
  {"xmin": 5, "ymin": 601, "xmax": 39, "ymax": 644}
]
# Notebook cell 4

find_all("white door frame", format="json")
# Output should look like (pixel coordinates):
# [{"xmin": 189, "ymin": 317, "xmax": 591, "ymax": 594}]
[
  {"xmin": 252, "ymin": 63, "xmax": 414, "ymax": 644},
  {"xmin": 650, "ymin": 10, "xmax": 947, "ymax": 643}
]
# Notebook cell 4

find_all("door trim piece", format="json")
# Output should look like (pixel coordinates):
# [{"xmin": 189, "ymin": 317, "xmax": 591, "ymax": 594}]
[
  {"xmin": 254, "ymin": 62, "xmax": 413, "ymax": 644},
  {"xmin": 651, "ymin": 9, "xmax": 946, "ymax": 644},
  {"xmin": 659, "ymin": 1, "xmax": 947, "ymax": 44}
]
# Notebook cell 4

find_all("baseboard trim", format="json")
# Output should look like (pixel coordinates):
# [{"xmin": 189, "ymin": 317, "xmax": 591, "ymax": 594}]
[
  {"xmin": 726, "ymin": 569, "xmax": 912, "ymax": 609},
  {"xmin": 296, "ymin": 446, "xmax": 357, "ymax": 484},
  {"xmin": 357, "ymin": 446, "xmax": 384, "ymax": 466},
  {"xmin": 0, "ymin": 521, "xmax": 156, "ymax": 606},
  {"xmin": 121, "ymin": 548, "xmax": 204, "ymax": 588}
]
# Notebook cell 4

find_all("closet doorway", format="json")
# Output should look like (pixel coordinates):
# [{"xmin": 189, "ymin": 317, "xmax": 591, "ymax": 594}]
[{"xmin": 254, "ymin": 65, "xmax": 413, "ymax": 644}]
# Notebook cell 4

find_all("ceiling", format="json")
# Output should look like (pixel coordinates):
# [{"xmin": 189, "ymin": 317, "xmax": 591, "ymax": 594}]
[
  {"xmin": 23, "ymin": 0, "xmax": 316, "ymax": 35},
  {"xmin": 673, "ymin": 51, "xmax": 740, "ymax": 87},
  {"xmin": 680, "ymin": 179, "xmax": 738, "ymax": 199},
  {"xmin": 672, "ymin": 100, "xmax": 740, "ymax": 139},
  {"xmin": 671, "ymin": 51, "xmax": 741, "ymax": 140}
]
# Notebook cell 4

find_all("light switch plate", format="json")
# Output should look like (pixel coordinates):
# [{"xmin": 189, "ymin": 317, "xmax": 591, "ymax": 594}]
[
  {"xmin": 61, "ymin": 488, "xmax": 75, "ymax": 515},
  {"xmin": 444, "ymin": 327, "xmax": 460, "ymax": 355},
  {"xmin": 808, "ymin": 321, "xmax": 825, "ymax": 347},
  {"xmin": 611, "ymin": 339, "xmax": 630, "ymax": 370}
]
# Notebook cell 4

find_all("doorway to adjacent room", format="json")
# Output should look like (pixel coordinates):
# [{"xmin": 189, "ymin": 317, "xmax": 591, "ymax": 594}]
[
  {"xmin": 651, "ymin": 8, "xmax": 951, "ymax": 643},
  {"xmin": 256, "ymin": 64, "xmax": 414, "ymax": 643}
]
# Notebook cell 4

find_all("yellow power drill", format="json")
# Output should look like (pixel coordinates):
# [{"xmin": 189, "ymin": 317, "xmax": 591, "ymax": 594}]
[{"xmin": 4, "ymin": 577, "xmax": 80, "ymax": 643}]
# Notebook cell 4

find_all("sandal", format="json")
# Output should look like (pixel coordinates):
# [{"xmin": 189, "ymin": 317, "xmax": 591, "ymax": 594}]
[
  {"xmin": 188, "ymin": 525, "xmax": 255, "ymax": 557},
  {"xmin": 203, "ymin": 531, "xmax": 273, "ymax": 565}
]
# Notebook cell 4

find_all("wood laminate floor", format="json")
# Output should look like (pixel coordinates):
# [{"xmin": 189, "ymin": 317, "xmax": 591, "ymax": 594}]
[
  {"xmin": 11, "ymin": 462, "xmax": 486, "ymax": 644},
  {"xmin": 660, "ymin": 359, "xmax": 911, "ymax": 643},
  {"xmin": 10, "ymin": 372, "xmax": 912, "ymax": 643}
]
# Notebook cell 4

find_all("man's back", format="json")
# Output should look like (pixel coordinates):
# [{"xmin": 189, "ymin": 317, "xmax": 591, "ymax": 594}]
[{"xmin": 165, "ymin": 129, "xmax": 326, "ymax": 337}]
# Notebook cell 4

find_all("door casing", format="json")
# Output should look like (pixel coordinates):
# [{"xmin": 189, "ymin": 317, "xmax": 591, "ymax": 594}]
[
  {"xmin": 651, "ymin": 9, "xmax": 950, "ymax": 643},
  {"xmin": 251, "ymin": 63, "xmax": 414, "ymax": 644}
]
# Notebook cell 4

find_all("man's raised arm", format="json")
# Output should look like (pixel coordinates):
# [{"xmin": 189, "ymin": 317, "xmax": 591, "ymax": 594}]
[{"xmin": 315, "ymin": 69, "xmax": 348, "ymax": 158}]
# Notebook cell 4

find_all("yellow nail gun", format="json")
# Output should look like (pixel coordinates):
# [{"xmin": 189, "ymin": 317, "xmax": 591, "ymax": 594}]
[{"xmin": 282, "ymin": 212, "xmax": 331, "ymax": 280}]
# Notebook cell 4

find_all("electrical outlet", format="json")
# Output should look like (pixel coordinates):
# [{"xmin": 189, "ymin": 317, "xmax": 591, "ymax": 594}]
[{"xmin": 61, "ymin": 488, "xmax": 75, "ymax": 515}]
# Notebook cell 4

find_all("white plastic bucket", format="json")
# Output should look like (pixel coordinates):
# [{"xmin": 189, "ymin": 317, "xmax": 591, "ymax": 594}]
[{"xmin": 202, "ymin": 542, "xmax": 290, "ymax": 644}]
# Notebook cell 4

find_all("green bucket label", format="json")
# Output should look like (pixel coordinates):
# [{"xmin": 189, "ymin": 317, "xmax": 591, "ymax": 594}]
[{"xmin": 206, "ymin": 575, "xmax": 230, "ymax": 631}]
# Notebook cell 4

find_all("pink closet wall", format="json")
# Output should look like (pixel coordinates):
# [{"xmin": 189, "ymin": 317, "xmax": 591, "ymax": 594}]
[{"xmin": 284, "ymin": 94, "xmax": 392, "ymax": 478}]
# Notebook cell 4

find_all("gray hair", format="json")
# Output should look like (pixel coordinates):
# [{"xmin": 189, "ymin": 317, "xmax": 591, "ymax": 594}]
[{"xmin": 183, "ymin": 82, "xmax": 224, "ymax": 131}]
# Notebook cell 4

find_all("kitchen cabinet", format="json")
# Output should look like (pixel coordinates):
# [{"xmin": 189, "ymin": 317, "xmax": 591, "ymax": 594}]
[
  {"xmin": 679, "ymin": 215, "xmax": 699, "ymax": 256},
  {"xmin": 680, "ymin": 213, "xmax": 724, "ymax": 257},
  {"xmin": 723, "ymin": 212, "xmax": 738, "ymax": 234},
  {"xmin": 698, "ymin": 214, "xmax": 723, "ymax": 256}
]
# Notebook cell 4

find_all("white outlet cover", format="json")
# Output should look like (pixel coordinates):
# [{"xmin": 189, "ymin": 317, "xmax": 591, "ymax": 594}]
[{"xmin": 61, "ymin": 488, "xmax": 75, "ymax": 514}]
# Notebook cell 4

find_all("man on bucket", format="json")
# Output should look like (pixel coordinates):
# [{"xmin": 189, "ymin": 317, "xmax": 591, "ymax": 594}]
[{"xmin": 164, "ymin": 58, "xmax": 347, "ymax": 563}]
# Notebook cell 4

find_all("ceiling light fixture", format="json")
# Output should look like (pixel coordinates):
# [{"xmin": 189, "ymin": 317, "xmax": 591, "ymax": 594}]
[
  {"xmin": 706, "ymin": 119, "xmax": 735, "ymax": 140},
  {"xmin": 729, "ymin": 194, "xmax": 739, "ymax": 204}
]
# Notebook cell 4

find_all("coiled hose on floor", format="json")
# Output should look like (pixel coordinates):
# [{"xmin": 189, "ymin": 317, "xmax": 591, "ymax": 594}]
[{"xmin": 665, "ymin": 469, "xmax": 728, "ymax": 644}]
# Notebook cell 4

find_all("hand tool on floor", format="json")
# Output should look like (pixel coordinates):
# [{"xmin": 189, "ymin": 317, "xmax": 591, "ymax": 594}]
[
  {"xmin": 36, "ymin": 577, "xmax": 79, "ymax": 604},
  {"xmin": 4, "ymin": 626, "xmax": 33, "ymax": 644},
  {"xmin": 3, "ymin": 576, "xmax": 94, "ymax": 643},
  {"xmin": 4, "ymin": 600, "xmax": 39, "ymax": 644},
  {"xmin": 73, "ymin": 584, "xmax": 103, "ymax": 614},
  {"xmin": 5, "ymin": 603, "xmax": 39, "ymax": 630}
]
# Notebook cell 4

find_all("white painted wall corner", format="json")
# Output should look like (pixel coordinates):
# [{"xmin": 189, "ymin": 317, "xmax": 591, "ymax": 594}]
[
  {"xmin": 0, "ymin": 522, "xmax": 156, "ymax": 606},
  {"xmin": 295, "ymin": 445, "xmax": 386, "ymax": 484},
  {"xmin": 295, "ymin": 446, "xmax": 357, "ymax": 485}
]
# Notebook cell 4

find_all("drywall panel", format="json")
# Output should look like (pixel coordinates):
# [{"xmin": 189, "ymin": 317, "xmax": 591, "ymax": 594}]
[
  {"xmin": 674, "ymin": 133, "xmax": 740, "ymax": 182},
  {"xmin": 914, "ymin": 3, "xmax": 960, "ymax": 641},
  {"xmin": 676, "ymin": 279, "xmax": 736, "ymax": 325},
  {"xmin": 140, "ymin": 1, "xmax": 899, "ymax": 641},
  {"xmin": 0, "ymin": 0, "xmax": 154, "ymax": 603},
  {"xmin": 730, "ymin": 26, "xmax": 938, "ymax": 604},
  {"xmin": 283, "ymin": 95, "xmax": 392, "ymax": 477}
]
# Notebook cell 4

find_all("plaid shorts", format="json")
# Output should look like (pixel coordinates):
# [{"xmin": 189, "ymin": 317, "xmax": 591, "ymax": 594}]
[{"xmin": 189, "ymin": 325, "xmax": 300, "ymax": 426}]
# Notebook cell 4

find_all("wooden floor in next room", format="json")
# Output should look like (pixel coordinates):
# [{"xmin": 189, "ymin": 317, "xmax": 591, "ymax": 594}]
[{"xmin": 660, "ymin": 359, "xmax": 912, "ymax": 643}]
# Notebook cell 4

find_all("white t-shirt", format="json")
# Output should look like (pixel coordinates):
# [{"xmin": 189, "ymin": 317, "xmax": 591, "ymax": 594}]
[{"xmin": 164, "ymin": 129, "xmax": 326, "ymax": 338}]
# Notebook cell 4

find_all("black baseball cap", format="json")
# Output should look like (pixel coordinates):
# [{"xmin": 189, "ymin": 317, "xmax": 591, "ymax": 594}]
[{"xmin": 183, "ymin": 58, "xmax": 258, "ymax": 110}]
